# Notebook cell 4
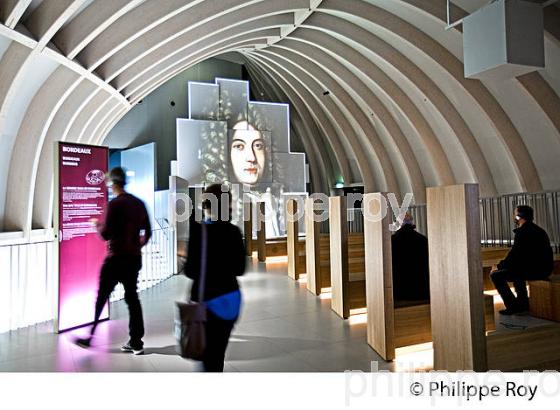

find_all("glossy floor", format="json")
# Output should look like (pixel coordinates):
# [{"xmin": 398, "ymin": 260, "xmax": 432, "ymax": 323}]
[
  {"xmin": 0, "ymin": 258, "xmax": 551, "ymax": 372},
  {"xmin": 0, "ymin": 259, "xmax": 387, "ymax": 372}
]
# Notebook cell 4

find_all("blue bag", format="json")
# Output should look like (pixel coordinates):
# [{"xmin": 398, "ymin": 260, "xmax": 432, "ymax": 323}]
[{"xmin": 206, "ymin": 290, "xmax": 242, "ymax": 321}]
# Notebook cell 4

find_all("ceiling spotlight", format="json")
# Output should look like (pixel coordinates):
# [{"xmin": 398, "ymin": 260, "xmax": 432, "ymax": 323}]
[{"xmin": 323, "ymin": 91, "xmax": 330, "ymax": 96}]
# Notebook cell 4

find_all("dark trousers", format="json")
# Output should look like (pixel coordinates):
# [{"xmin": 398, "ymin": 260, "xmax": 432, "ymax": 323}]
[
  {"xmin": 91, "ymin": 255, "xmax": 145, "ymax": 349},
  {"xmin": 202, "ymin": 310, "xmax": 235, "ymax": 372},
  {"xmin": 490, "ymin": 268, "xmax": 529, "ymax": 310}
]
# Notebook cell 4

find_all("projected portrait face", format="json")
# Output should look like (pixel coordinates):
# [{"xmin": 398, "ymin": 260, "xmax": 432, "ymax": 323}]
[{"xmin": 229, "ymin": 123, "xmax": 268, "ymax": 185}]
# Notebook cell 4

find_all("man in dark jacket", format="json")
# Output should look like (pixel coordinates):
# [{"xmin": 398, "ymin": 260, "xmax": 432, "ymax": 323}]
[
  {"xmin": 76, "ymin": 167, "xmax": 152, "ymax": 354},
  {"xmin": 392, "ymin": 213, "xmax": 430, "ymax": 302},
  {"xmin": 491, "ymin": 205, "xmax": 553, "ymax": 315}
]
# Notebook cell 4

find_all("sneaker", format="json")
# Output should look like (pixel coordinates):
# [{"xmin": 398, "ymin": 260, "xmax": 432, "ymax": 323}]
[
  {"xmin": 121, "ymin": 343, "xmax": 144, "ymax": 355},
  {"xmin": 74, "ymin": 337, "xmax": 92, "ymax": 348}
]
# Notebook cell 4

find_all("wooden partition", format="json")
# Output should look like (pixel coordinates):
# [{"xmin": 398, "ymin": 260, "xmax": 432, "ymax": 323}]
[
  {"xmin": 306, "ymin": 199, "xmax": 328, "ymax": 294},
  {"xmin": 427, "ymin": 186, "xmax": 560, "ymax": 371},
  {"xmin": 363, "ymin": 192, "xmax": 495, "ymax": 361},
  {"xmin": 329, "ymin": 197, "xmax": 366, "ymax": 318},
  {"xmin": 363, "ymin": 193, "xmax": 395, "ymax": 360},
  {"xmin": 427, "ymin": 184, "xmax": 488, "ymax": 371},
  {"xmin": 286, "ymin": 199, "xmax": 304, "ymax": 280},
  {"xmin": 305, "ymin": 198, "xmax": 321, "ymax": 293},
  {"xmin": 329, "ymin": 196, "xmax": 350, "ymax": 318},
  {"xmin": 305, "ymin": 198, "xmax": 331, "ymax": 295},
  {"xmin": 256, "ymin": 201, "xmax": 266, "ymax": 262},
  {"xmin": 244, "ymin": 201, "xmax": 253, "ymax": 256}
]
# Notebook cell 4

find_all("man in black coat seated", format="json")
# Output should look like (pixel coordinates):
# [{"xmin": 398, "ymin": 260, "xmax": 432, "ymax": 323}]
[
  {"xmin": 392, "ymin": 213, "xmax": 430, "ymax": 303},
  {"xmin": 491, "ymin": 205, "xmax": 553, "ymax": 315}
]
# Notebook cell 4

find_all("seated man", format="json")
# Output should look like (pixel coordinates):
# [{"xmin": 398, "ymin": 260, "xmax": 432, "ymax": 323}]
[
  {"xmin": 392, "ymin": 213, "xmax": 430, "ymax": 302},
  {"xmin": 491, "ymin": 205, "xmax": 553, "ymax": 315}
]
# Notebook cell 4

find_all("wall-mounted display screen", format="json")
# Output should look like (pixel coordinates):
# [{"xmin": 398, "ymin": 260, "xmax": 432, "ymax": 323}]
[{"xmin": 55, "ymin": 142, "xmax": 109, "ymax": 332}]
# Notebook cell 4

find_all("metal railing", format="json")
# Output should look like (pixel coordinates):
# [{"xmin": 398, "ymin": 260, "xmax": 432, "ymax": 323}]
[
  {"xmin": 479, "ymin": 191, "xmax": 560, "ymax": 253},
  {"xmin": 110, "ymin": 227, "xmax": 176, "ymax": 301},
  {"xmin": 299, "ymin": 191, "xmax": 560, "ymax": 254},
  {"xmin": 1, "ymin": 226, "xmax": 176, "ymax": 333},
  {"xmin": 408, "ymin": 204, "xmax": 428, "ymax": 236},
  {"xmin": 409, "ymin": 191, "xmax": 560, "ymax": 254},
  {"xmin": 0, "ymin": 240, "xmax": 55, "ymax": 333}
]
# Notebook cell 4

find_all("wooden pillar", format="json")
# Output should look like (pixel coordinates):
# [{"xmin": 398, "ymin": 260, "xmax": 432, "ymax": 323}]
[
  {"xmin": 305, "ymin": 197, "xmax": 322, "ymax": 295},
  {"xmin": 364, "ymin": 193, "xmax": 395, "ymax": 361},
  {"xmin": 286, "ymin": 199, "xmax": 300, "ymax": 280},
  {"xmin": 244, "ymin": 201, "xmax": 253, "ymax": 256},
  {"xmin": 256, "ymin": 201, "xmax": 267, "ymax": 262},
  {"xmin": 329, "ymin": 196, "xmax": 349, "ymax": 319},
  {"xmin": 427, "ymin": 184, "xmax": 487, "ymax": 371}
]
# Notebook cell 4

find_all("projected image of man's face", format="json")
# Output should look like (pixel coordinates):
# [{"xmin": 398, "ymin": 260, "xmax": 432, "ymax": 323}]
[
  {"xmin": 179, "ymin": 78, "xmax": 308, "ymax": 237},
  {"xmin": 230, "ymin": 130, "xmax": 266, "ymax": 185}
]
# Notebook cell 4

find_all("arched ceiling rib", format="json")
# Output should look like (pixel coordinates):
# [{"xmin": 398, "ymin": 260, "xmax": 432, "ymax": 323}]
[
  {"xmin": 254, "ymin": 48, "xmax": 390, "ymax": 193},
  {"xmin": 244, "ymin": 57, "xmax": 342, "ymax": 188},
  {"xmin": 259, "ymin": 45, "xmax": 410, "ymax": 197},
  {"xmin": 112, "ymin": 12, "xmax": 295, "ymax": 91},
  {"xmin": 307, "ymin": 9, "xmax": 497, "ymax": 195},
  {"xmin": 243, "ymin": 51, "xmax": 358, "ymax": 185},
  {"xmin": 0, "ymin": 0, "xmax": 33, "ymax": 29},
  {"xmin": 123, "ymin": 29, "xmax": 284, "ymax": 100},
  {"xmin": 0, "ymin": 0, "xmax": 559, "ymax": 235},
  {"xmin": 244, "ymin": 61, "xmax": 327, "ymax": 193},
  {"xmin": 270, "ymin": 36, "xmax": 429, "ymax": 202},
  {"xmin": 289, "ymin": 28, "xmax": 455, "ymax": 189}
]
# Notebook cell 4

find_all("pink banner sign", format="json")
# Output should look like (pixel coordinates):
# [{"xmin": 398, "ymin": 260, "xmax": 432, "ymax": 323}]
[{"xmin": 56, "ymin": 142, "xmax": 109, "ymax": 332}]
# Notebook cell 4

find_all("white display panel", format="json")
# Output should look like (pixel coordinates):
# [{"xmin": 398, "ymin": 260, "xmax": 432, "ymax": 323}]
[
  {"xmin": 176, "ymin": 78, "xmax": 307, "ymax": 237},
  {"xmin": 217, "ymin": 78, "xmax": 249, "ymax": 129},
  {"xmin": 248, "ymin": 101, "xmax": 291, "ymax": 153},
  {"xmin": 176, "ymin": 119, "xmax": 228, "ymax": 185},
  {"xmin": 121, "ymin": 142, "xmax": 156, "ymax": 225},
  {"xmin": 188, "ymin": 82, "xmax": 220, "ymax": 120}
]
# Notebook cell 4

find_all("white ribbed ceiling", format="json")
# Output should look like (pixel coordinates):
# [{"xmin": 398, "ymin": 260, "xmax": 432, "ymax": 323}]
[{"xmin": 0, "ymin": 0, "xmax": 559, "ymax": 237}]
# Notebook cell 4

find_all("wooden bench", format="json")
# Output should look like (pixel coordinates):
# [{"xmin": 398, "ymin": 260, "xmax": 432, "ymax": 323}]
[
  {"xmin": 481, "ymin": 248, "xmax": 560, "ymax": 292},
  {"xmin": 243, "ymin": 200, "xmax": 306, "ymax": 264},
  {"xmin": 529, "ymin": 270, "xmax": 560, "ymax": 322},
  {"xmin": 487, "ymin": 324, "xmax": 560, "ymax": 371},
  {"xmin": 306, "ymin": 232, "xmax": 331, "ymax": 294},
  {"xmin": 487, "ymin": 264, "xmax": 560, "ymax": 370},
  {"xmin": 392, "ymin": 295, "xmax": 496, "ymax": 351},
  {"xmin": 481, "ymin": 247, "xmax": 510, "ymax": 290},
  {"xmin": 345, "ymin": 233, "xmax": 367, "ymax": 312},
  {"xmin": 368, "ymin": 295, "xmax": 496, "ymax": 361},
  {"xmin": 254, "ymin": 237, "xmax": 287, "ymax": 257}
]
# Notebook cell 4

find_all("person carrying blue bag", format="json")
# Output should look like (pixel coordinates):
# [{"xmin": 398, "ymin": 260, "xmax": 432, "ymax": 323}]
[{"xmin": 183, "ymin": 183, "xmax": 246, "ymax": 372}]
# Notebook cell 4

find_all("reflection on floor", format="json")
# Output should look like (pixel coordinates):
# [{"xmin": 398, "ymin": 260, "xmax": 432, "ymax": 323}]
[
  {"xmin": 0, "ymin": 259, "xmax": 389, "ymax": 372},
  {"xmin": 0, "ymin": 258, "xmax": 554, "ymax": 372}
]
